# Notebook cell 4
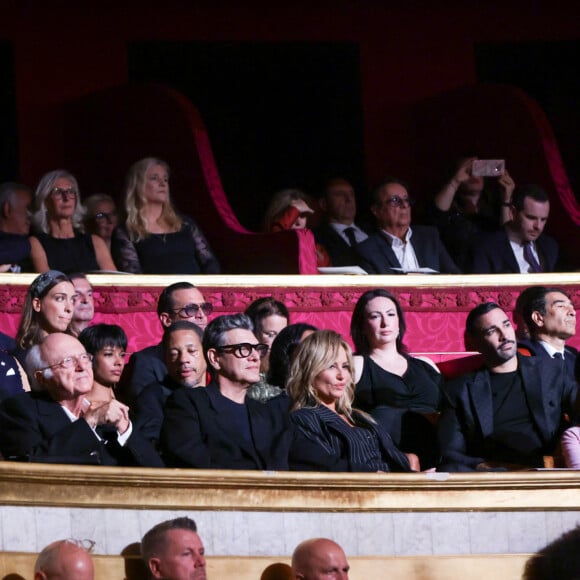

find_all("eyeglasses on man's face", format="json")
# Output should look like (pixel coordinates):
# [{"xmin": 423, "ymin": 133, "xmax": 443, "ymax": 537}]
[
  {"xmin": 215, "ymin": 343, "xmax": 269, "ymax": 359},
  {"xmin": 382, "ymin": 196, "xmax": 415, "ymax": 208},
  {"xmin": 50, "ymin": 187, "xmax": 78, "ymax": 201},
  {"xmin": 172, "ymin": 302, "xmax": 213, "ymax": 319},
  {"xmin": 39, "ymin": 352, "xmax": 93, "ymax": 372}
]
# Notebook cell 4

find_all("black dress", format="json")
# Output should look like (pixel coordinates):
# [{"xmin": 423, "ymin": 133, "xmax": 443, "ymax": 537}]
[
  {"xmin": 354, "ymin": 355, "xmax": 443, "ymax": 468},
  {"xmin": 112, "ymin": 216, "xmax": 220, "ymax": 274},
  {"xmin": 35, "ymin": 231, "xmax": 99, "ymax": 274}
]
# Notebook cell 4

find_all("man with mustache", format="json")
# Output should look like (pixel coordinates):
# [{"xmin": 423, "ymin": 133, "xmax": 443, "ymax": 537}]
[
  {"xmin": 438, "ymin": 302, "xmax": 577, "ymax": 471},
  {"xmin": 133, "ymin": 320, "xmax": 206, "ymax": 444}
]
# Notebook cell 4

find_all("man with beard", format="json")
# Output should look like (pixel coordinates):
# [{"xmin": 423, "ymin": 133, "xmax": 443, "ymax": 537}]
[
  {"xmin": 438, "ymin": 302, "xmax": 577, "ymax": 471},
  {"xmin": 471, "ymin": 185, "xmax": 559, "ymax": 273}
]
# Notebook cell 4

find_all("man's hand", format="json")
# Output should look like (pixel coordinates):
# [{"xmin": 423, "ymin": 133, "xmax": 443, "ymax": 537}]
[
  {"xmin": 82, "ymin": 400, "xmax": 131, "ymax": 435},
  {"xmin": 497, "ymin": 170, "xmax": 515, "ymax": 202}
]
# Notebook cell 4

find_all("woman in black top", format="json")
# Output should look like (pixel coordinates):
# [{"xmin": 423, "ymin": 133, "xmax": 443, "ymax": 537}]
[
  {"xmin": 287, "ymin": 329, "xmax": 415, "ymax": 472},
  {"xmin": 29, "ymin": 169, "xmax": 116, "ymax": 273},
  {"xmin": 112, "ymin": 157, "xmax": 220, "ymax": 274},
  {"xmin": 351, "ymin": 289, "xmax": 444, "ymax": 468}
]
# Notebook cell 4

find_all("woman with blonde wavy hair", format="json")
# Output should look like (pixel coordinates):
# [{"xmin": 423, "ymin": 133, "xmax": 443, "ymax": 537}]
[
  {"xmin": 287, "ymin": 329, "xmax": 417, "ymax": 472},
  {"xmin": 29, "ymin": 169, "xmax": 116, "ymax": 273},
  {"xmin": 111, "ymin": 157, "xmax": 220, "ymax": 274}
]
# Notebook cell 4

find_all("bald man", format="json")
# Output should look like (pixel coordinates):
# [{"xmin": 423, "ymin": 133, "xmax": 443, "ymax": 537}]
[
  {"xmin": 291, "ymin": 538, "xmax": 350, "ymax": 580},
  {"xmin": 34, "ymin": 539, "xmax": 94, "ymax": 580}
]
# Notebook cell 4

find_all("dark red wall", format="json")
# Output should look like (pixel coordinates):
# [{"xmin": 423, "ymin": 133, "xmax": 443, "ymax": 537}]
[{"xmin": 2, "ymin": 0, "xmax": 579, "ymax": 187}]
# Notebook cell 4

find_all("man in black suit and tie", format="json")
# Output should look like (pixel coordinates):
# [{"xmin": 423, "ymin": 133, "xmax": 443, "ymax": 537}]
[
  {"xmin": 517, "ymin": 286, "xmax": 577, "ymax": 377},
  {"xmin": 355, "ymin": 178, "xmax": 460, "ymax": 274},
  {"xmin": 439, "ymin": 302, "xmax": 577, "ymax": 472},
  {"xmin": 0, "ymin": 333, "xmax": 163, "ymax": 466},
  {"xmin": 161, "ymin": 313, "xmax": 291, "ymax": 469},
  {"xmin": 471, "ymin": 185, "xmax": 559, "ymax": 273},
  {"xmin": 314, "ymin": 177, "xmax": 370, "ymax": 266}
]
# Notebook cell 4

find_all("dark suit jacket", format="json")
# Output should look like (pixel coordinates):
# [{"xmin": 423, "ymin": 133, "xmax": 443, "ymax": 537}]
[
  {"xmin": 355, "ymin": 226, "xmax": 460, "ymax": 274},
  {"xmin": 313, "ymin": 222, "xmax": 370, "ymax": 267},
  {"xmin": 132, "ymin": 375, "xmax": 185, "ymax": 443},
  {"xmin": 518, "ymin": 338, "xmax": 577, "ymax": 379},
  {"xmin": 0, "ymin": 391, "xmax": 164, "ymax": 466},
  {"xmin": 471, "ymin": 229, "xmax": 559, "ymax": 274},
  {"xmin": 289, "ymin": 406, "xmax": 411, "ymax": 472},
  {"xmin": 119, "ymin": 343, "xmax": 166, "ymax": 406},
  {"xmin": 438, "ymin": 355, "xmax": 577, "ymax": 471},
  {"xmin": 160, "ymin": 383, "xmax": 291, "ymax": 469}
]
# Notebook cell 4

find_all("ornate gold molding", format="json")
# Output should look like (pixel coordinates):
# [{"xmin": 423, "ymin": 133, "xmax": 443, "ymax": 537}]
[{"xmin": 1, "ymin": 463, "xmax": 580, "ymax": 511}]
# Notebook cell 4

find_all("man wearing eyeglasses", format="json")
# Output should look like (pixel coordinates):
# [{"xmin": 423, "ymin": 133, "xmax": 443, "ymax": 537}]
[
  {"xmin": 120, "ymin": 281, "xmax": 212, "ymax": 406},
  {"xmin": 355, "ymin": 178, "xmax": 460, "ymax": 274},
  {"xmin": 161, "ymin": 313, "xmax": 291, "ymax": 469},
  {"xmin": 0, "ymin": 332, "xmax": 163, "ymax": 466}
]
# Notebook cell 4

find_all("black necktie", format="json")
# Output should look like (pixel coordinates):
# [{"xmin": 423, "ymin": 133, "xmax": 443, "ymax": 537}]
[{"xmin": 344, "ymin": 227, "xmax": 358, "ymax": 247}]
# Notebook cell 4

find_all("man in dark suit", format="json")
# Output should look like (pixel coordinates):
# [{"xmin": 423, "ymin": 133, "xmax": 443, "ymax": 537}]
[
  {"xmin": 133, "ymin": 320, "xmax": 206, "ymax": 443},
  {"xmin": 119, "ymin": 281, "xmax": 212, "ymax": 405},
  {"xmin": 355, "ymin": 178, "xmax": 460, "ymax": 274},
  {"xmin": 314, "ymin": 177, "xmax": 370, "ymax": 267},
  {"xmin": 517, "ymin": 286, "xmax": 577, "ymax": 377},
  {"xmin": 439, "ymin": 302, "xmax": 577, "ymax": 472},
  {"xmin": 471, "ymin": 184, "xmax": 559, "ymax": 273},
  {"xmin": 161, "ymin": 313, "xmax": 290, "ymax": 469},
  {"xmin": 0, "ymin": 182, "xmax": 32, "ymax": 273},
  {"xmin": 0, "ymin": 333, "xmax": 163, "ymax": 466}
]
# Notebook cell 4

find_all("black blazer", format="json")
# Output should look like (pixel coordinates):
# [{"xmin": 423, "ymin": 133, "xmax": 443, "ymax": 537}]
[
  {"xmin": 355, "ymin": 226, "xmax": 460, "ymax": 274},
  {"xmin": 289, "ymin": 405, "xmax": 411, "ymax": 472},
  {"xmin": 160, "ymin": 383, "xmax": 291, "ymax": 470},
  {"xmin": 313, "ymin": 222, "xmax": 370, "ymax": 267},
  {"xmin": 0, "ymin": 391, "xmax": 164, "ymax": 467},
  {"xmin": 119, "ymin": 343, "xmax": 166, "ymax": 406},
  {"xmin": 438, "ymin": 355, "xmax": 577, "ymax": 471},
  {"xmin": 471, "ymin": 229, "xmax": 559, "ymax": 274},
  {"xmin": 518, "ymin": 338, "xmax": 577, "ymax": 379}
]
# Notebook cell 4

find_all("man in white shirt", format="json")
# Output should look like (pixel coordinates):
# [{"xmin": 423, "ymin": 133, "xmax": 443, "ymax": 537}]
[
  {"xmin": 471, "ymin": 185, "xmax": 559, "ymax": 274},
  {"xmin": 355, "ymin": 178, "xmax": 460, "ymax": 274},
  {"xmin": 517, "ymin": 286, "xmax": 577, "ymax": 377},
  {"xmin": 314, "ymin": 177, "xmax": 370, "ymax": 266}
]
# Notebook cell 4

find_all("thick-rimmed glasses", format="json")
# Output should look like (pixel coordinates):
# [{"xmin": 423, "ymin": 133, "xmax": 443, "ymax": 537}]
[
  {"xmin": 172, "ymin": 302, "xmax": 213, "ymax": 318},
  {"xmin": 39, "ymin": 352, "xmax": 93, "ymax": 372},
  {"xmin": 50, "ymin": 187, "xmax": 78, "ymax": 201},
  {"xmin": 216, "ymin": 343, "xmax": 269, "ymax": 359}
]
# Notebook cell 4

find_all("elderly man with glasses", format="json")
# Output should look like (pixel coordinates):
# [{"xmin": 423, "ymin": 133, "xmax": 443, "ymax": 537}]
[
  {"xmin": 0, "ymin": 332, "xmax": 163, "ymax": 466},
  {"xmin": 120, "ymin": 281, "xmax": 213, "ymax": 406},
  {"xmin": 161, "ymin": 313, "xmax": 291, "ymax": 469},
  {"xmin": 355, "ymin": 177, "xmax": 460, "ymax": 274}
]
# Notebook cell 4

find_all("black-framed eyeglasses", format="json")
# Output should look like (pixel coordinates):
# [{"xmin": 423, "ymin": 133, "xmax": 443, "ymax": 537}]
[
  {"xmin": 216, "ymin": 343, "xmax": 269, "ymax": 359},
  {"xmin": 50, "ymin": 187, "xmax": 78, "ymax": 201},
  {"xmin": 94, "ymin": 211, "xmax": 117, "ymax": 223},
  {"xmin": 172, "ymin": 302, "xmax": 213, "ymax": 318},
  {"xmin": 384, "ymin": 196, "xmax": 415, "ymax": 208},
  {"xmin": 39, "ymin": 352, "xmax": 93, "ymax": 372}
]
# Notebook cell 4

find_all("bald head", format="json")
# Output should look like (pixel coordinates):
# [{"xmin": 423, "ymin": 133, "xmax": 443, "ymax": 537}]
[
  {"xmin": 34, "ymin": 540, "xmax": 94, "ymax": 580},
  {"xmin": 291, "ymin": 538, "xmax": 349, "ymax": 580}
]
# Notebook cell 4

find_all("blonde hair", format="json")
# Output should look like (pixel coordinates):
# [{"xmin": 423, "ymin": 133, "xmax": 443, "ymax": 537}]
[
  {"xmin": 32, "ymin": 169, "xmax": 85, "ymax": 234},
  {"xmin": 287, "ymin": 330, "xmax": 355, "ymax": 417},
  {"xmin": 263, "ymin": 188, "xmax": 311, "ymax": 232},
  {"xmin": 124, "ymin": 157, "xmax": 182, "ymax": 242}
]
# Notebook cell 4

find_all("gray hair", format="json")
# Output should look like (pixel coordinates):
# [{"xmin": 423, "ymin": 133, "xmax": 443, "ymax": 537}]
[
  {"xmin": 32, "ymin": 169, "xmax": 85, "ymax": 234},
  {"xmin": 202, "ymin": 313, "xmax": 254, "ymax": 352},
  {"xmin": 0, "ymin": 182, "xmax": 31, "ymax": 210},
  {"xmin": 25, "ymin": 343, "xmax": 52, "ymax": 391},
  {"xmin": 141, "ymin": 517, "xmax": 198, "ymax": 564}
]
